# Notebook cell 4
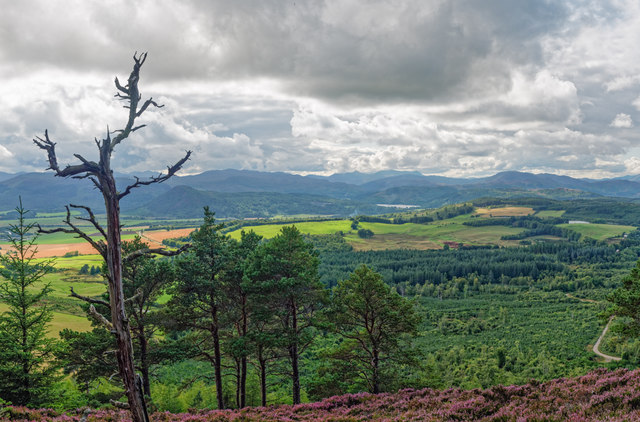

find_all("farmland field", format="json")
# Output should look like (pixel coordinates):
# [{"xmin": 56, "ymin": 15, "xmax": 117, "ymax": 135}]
[
  {"xmin": 225, "ymin": 214, "xmax": 528, "ymax": 250},
  {"xmin": 474, "ymin": 206, "xmax": 535, "ymax": 217},
  {"xmin": 558, "ymin": 223, "xmax": 635, "ymax": 241},
  {"xmin": 227, "ymin": 220, "xmax": 353, "ymax": 240},
  {"xmin": 0, "ymin": 302, "xmax": 91, "ymax": 338},
  {"xmin": 535, "ymin": 210, "xmax": 566, "ymax": 218}
]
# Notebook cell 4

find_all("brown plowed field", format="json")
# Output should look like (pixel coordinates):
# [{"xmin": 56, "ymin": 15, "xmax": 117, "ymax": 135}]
[{"xmin": 2, "ymin": 228, "xmax": 196, "ymax": 258}]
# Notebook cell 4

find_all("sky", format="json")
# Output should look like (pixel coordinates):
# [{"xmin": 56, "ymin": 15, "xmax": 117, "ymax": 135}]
[{"xmin": 1, "ymin": 0, "xmax": 640, "ymax": 178}]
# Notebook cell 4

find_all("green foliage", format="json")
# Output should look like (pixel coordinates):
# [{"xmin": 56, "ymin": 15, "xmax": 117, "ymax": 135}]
[
  {"xmin": 166, "ymin": 208, "xmax": 231, "ymax": 409},
  {"xmin": 247, "ymin": 225, "xmax": 326, "ymax": 404},
  {"xmin": 608, "ymin": 260, "xmax": 640, "ymax": 338},
  {"xmin": 320, "ymin": 265, "xmax": 421, "ymax": 395},
  {"xmin": 357, "ymin": 228, "xmax": 374, "ymax": 238},
  {"xmin": 57, "ymin": 328, "xmax": 115, "ymax": 387},
  {"xmin": 0, "ymin": 201, "xmax": 59, "ymax": 406}
]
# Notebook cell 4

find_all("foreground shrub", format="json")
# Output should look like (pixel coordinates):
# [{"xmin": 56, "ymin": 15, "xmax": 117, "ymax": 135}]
[{"xmin": 4, "ymin": 368, "xmax": 640, "ymax": 421}]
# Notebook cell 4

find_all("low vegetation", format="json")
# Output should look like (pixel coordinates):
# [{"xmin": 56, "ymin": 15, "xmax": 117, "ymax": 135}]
[
  {"xmin": 4, "ymin": 368, "xmax": 640, "ymax": 421},
  {"xmin": 3, "ymin": 197, "xmax": 640, "ymax": 418}
]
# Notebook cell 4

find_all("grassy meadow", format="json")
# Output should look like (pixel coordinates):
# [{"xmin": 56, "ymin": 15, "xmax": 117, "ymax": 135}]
[{"xmin": 557, "ymin": 222, "xmax": 635, "ymax": 241}]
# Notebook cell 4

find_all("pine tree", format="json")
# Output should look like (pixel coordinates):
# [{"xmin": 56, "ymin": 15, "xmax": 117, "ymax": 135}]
[
  {"xmin": 326, "ymin": 265, "xmax": 421, "ymax": 394},
  {"xmin": 247, "ymin": 226, "xmax": 325, "ymax": 404},
  {"xmin": 0, "ymin": 200, "xmax": 58, "ymax": 406},
  {"xmin": 167, "ymin": 208, "xmax": 230, "ymax": 409}
]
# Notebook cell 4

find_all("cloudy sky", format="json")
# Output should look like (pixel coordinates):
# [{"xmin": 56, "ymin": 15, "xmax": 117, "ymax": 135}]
[{"xmin": 1, "ymin": 0, "xmax": 640, "ymax": 178}]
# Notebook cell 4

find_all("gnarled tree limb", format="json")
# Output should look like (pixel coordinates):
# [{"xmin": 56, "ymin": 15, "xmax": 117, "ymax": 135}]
[
  {"xmin": 69, "ymin": 204, "xmax": 107, "ymax": 239},
  {"xmin": 89, "ymin": 305, "xmax": 113, "ymax": 331},
  {"xmin": 123, "ymin": 243, "xmax": 191, "ymax": 263},
  {"xmin": 36, "ymin": 206, "xmax": 107, "ymax": 259},
  {"xmin": 118, "ymin": 151, "xmax": 192, "ymax": 200},
  {"xmin": 70, "ymin": 287, "xmax": 110, "ymax": 308}
]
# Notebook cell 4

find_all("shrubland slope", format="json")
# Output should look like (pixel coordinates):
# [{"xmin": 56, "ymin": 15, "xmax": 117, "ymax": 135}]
[{"xmin": 4, "ymin": 368, "xmax": 640, "ymax": 421}]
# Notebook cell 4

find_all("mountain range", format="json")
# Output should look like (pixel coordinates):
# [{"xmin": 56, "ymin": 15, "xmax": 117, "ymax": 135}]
[{"xmin": 1, "ymin": 169, "xmax": 639, "ymax": 219}]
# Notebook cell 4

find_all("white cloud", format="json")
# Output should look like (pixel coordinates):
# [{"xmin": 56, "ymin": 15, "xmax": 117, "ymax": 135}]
[
  {"xmin": 1, "ymin": 0, "xmax": 640, "ymax": 178},
  {"xmin": 610, "ymin": 113, "xmax": 634, "ymax": 128}
]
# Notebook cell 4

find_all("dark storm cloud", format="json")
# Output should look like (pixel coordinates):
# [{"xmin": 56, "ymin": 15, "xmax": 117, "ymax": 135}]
[
  {"xmin": 1, "ymin": 0, "xmax": 640, "ymax": 177},
  {"xmin": 0, "ymin": 0, "xmax": 568, "ymax": 103}
]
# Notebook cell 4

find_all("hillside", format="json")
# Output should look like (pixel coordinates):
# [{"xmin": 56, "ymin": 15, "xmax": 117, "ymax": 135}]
[
  {"xmin": 132, "ymin": 185, "xmax": 388, "ymax": 218},
  {"xmin": 2, "ymin": 170, "xmax": 640, "ymax": 217},
  {"xmin": 5, "ymin": 368, "xmax": 640, "ymax": 421}
]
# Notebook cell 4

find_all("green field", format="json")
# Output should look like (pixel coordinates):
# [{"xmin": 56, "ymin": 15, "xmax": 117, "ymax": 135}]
[
  {"xmin": 0, "ymin": 302, "xmax": 91, "ymax": 338},
  {"xmin": 535, "ymin": 210, "xmax": 566, "ymax": 218},
  {"xmin": 1, "ymin": 205, "xmax": 634, "ymax": 342},
  {"xmin": 558, "ymin": 223, "xmax": 635, "ymax": 241},
  {"xmin": 226, "ymin": 215, "xmax": 526, "ymax": 251},
  {"xmin": 0, "ymin": 255, "xmax": 104, "ymax": 337},
  {"xmin": 227, "ymin": 220, "xmax": 353, "ymax": 240}
]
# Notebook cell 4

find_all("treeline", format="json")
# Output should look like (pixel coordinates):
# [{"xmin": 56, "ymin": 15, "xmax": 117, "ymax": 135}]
[
  {"xmin": 472, "ymin": 197, "xmax": 640, "ymax": 226},
  {"xmin": 317, "ymin": 234, "xmax": 640, "ymax": 298},
  {"xmin": 0, "ymin": 211, "xmax": 420, "ymax": 412},
  {"xmin": 356, "ymin": 203, "xmax": 474, "ymax": 225}
]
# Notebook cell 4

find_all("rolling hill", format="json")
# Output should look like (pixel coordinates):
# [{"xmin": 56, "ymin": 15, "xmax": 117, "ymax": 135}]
[{"xmin": 1, "ymin": 169, "xmax": 640, "ymax": 218}]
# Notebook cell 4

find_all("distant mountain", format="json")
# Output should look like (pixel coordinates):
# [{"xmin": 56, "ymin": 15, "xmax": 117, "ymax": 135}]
[
  {"xmin": 132, "ymin": 185, "xmax": 389, "ymax": 219},
  {"xmin": 169, "ymin": 169, "xmax": 361, "ymax": 198},
  {"xmin": 0, "ymin": 169, "xmax": 637, "ymax": 217},
  {"xmin": 477, "ymin": 171, "xmax": 640, "ymax": 197},
  {"xmin": 361, "ymin": 184, "xmax": 599, "ymax": 208},
  {"xmin": 0, "ymin": 171, "xmax": 18, "ymax": 182},
  {"xmin": 612, "ymin": 174, "xmax": 640, "ymax": 182},
  {"xmin": 0, "ymin": 172, "xmax": 172, "ymax": 213},
  {"xmin": 318, "ymin": 170, "xmax": 424, "ymax": 185},
  {"xmin": 0, "ymin": 172, "xmax": 104, "ymax": 212}
]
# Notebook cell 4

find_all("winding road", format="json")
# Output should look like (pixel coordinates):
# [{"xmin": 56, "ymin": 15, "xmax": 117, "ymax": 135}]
[
  {"xmin": 592, "ymin": 316, "xmax": 621, "ymax": 362},
  {"xmin": 565, "ymin": 293, "xmax": 621, "ymax": 362}
]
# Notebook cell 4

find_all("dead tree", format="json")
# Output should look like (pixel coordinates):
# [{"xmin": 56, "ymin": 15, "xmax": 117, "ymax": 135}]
[{"xmin": 34, "ymin": 53, "xmax": 191, "ymax": 422}]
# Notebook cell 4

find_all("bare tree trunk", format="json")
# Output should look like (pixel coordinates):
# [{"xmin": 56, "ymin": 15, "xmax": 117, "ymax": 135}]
[
  {"xmin": 372, "ymin": 347, "xmax": 380, "ymax": 394},
  {"xmin": 104, "ymin": 180, "xmax": 148, "ymax": 422},
  {"xmin": 240, "ymin": 356, "xmax": 247, "ymax": 408},
  {"xmin": 240, "ymin": 295, "xmax": 248, "ymax": 408},
  {"xmin": 290, "ymin": 297, "xmax": 301, "ymax": 405},
  {"xmin": 234, "ymin": 358, "xmax": 240, "ymax": 408},
  {"xmin": 212, "ymin": 307, "xmax": 225, "ymax": 410},
  {"xmin": 34, "ymin": 53, "xmax": 191, "ymax": 422},
  {"xmin": 139, "ymin": 326, "xmax": 151, "ymax": 397},
  {"xmin": 259, "ymin": 357, "xmax": 267, "ymax": 407}
]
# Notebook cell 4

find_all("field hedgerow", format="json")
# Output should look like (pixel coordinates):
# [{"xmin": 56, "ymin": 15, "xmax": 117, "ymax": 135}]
[{"xmin": 3, "ymin": 368, "xmax": 640, "ymax": 421}]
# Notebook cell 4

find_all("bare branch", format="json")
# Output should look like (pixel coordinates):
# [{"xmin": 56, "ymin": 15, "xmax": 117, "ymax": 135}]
[
  {"xmin": 136, "ymin": 98, "xmax": 164, "ymax": 118},
  {"xmin": 89, "ymin": 304, "xmax": 113, "ymax": 330},
  {"xmin": 125, "ymin": 288, "xmax": 143, "ymax": 304},
  {"xmin": 70, "ymin": 287, "xmax": 110, "ymax": 307},
  {"xmin": 72, "ymin": 153, "xmax": 100, "ymax": 172},
  {"xmin": 69, "ymin": 204, "xmax": 107, "ymax": 239},
  {"xmin": 118, "ymin": 151, "xmax": 192, "ymax": 200},
  {"xmin": 110, "ymin": 399, "xmax": 130, "ymax": 409},
  {"xmin": 114, "ymin": 77, "xmax": 129, "ymax": 94},
  {"xmin": 33, "ymin": 130, "xmax": 97, "ymax": 177},
  {"xmin": 123, "ymin": 243, "xmax": 191, "ymax": 263},
  {"xmin": 37, "ymin": 206, "xmax": 107, "ymax": 259}
]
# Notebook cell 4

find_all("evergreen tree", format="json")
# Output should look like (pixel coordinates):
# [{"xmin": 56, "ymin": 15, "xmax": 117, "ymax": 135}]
[
  {"xmin": 166, "ymin": 208, "xmax": 231, "ymax": 409},
  {"xmin": 0, "ymin": 201, "xmax": 58, "ymax": 406},
  {"xmin": 247, "ymin": 226, "xmax": 326, "ymax": 404},
  {"xmin": 608, "ymin": 260, "xmax": 640, "ymax": 337},
  {"xmin": 121, "ymin": 237, "xmax": 178, "ymax": 398},
  {"xmin": 223, "ymin": 230, "xmax": 262, "ymax": 408},
  {"xmin": 325, "ymin": 265, "xmax": 421, "ymax": 394}
]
